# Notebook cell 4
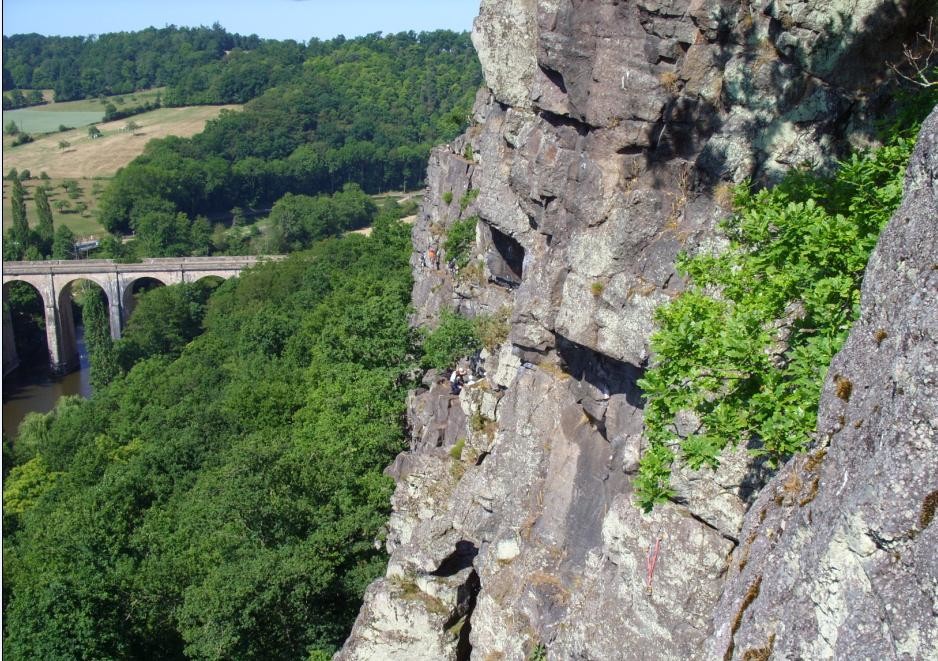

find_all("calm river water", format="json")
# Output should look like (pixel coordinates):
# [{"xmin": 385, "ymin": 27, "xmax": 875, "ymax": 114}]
[{"xmin": 3, "ymin": 327, "xmax": 92, "ymax": 439}]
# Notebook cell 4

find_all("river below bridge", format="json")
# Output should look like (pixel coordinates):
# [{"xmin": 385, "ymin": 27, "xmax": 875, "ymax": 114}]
[{"xmin": 3, "ymin": 326, "xmax": 92, "ymax": 439}]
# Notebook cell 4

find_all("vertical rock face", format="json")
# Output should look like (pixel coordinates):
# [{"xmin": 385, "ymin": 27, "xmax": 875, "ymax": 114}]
[
  {"xmin": 339, "ymin": 2, "xmax": 934, "ymax": 660},
  {"xmin": 702, "ymin": 106, "xmax": 938, "ymax": 661}
]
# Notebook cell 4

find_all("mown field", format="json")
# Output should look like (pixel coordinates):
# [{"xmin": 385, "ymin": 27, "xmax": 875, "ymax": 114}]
[{"xmin": 3, "ymin": 101, "xmax": 241, "ymax": 237}]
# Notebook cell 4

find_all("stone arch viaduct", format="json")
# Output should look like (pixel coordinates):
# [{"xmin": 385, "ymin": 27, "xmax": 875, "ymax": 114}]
[{"xmin": 3, "ymin": 256, "xmax": 276, "ymax": 375}]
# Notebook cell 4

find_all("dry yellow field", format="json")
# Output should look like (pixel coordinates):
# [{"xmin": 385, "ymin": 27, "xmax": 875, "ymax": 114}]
[{"xmin": 2, "ymin": 105, "xmax": 241, "ymax": 179}]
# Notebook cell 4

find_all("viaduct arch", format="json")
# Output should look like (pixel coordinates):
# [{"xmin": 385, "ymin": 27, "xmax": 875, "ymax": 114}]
[{"xmin": 3, "ymin": 256, "xmax": 277, "ymax": 375}]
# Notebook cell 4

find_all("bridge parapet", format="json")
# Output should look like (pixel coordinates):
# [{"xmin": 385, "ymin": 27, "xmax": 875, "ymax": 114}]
[{"xmin": 3, "ymin": 255, "xmax": 281, "ymax": 276}]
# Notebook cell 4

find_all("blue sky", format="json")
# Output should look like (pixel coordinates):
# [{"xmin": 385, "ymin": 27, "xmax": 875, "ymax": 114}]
[{"xmin": 2, "ymin": 0, "xmax": 480, "ymax": 41}]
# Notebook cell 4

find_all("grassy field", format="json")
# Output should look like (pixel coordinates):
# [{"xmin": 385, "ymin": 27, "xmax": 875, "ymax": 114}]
[
  {"xmin": 3, "ymin": 101, "xmax": 240, "ymax": 239},
  {"xmin": 3, "ymin": 88, "xmax": 167, "ymax": 133},
  {"xmin": 2, "ymin": 105, "xmax": 240, "ymax": 179},
  {"xmin": 2, "ymin": 176, "xmax": 106, "ymax": 237},
  {"xmin": 3, "ymin": 110, "xmax": 105, "ymax": 134}
]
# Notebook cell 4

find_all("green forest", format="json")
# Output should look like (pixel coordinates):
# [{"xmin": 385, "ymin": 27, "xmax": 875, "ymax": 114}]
[
  {"xmin": 6, "ymin": 25, "xmax": 293, "ymax": 103},
  {"xmin": 4, "ymin": 27, "xmax": 479, "ymax": 109},
  {"xmin": 3, "ymin": 210, "xmax": 417, "ymax": 659},
  {"xmin": 97, "ymin": 30, "xmax": 480, "ymax": 232},
  {"xmin": 3, "ymin": 28, "xmax": 481, "ymax": 261}
]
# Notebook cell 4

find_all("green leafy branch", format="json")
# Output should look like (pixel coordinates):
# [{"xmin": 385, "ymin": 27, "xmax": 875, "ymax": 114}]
[
  {"xmin": 635, "ymin": 106, "xmax": 927, "ymax": 511},
  {"xmin": 443, "ymin": 215, "xmax": 478, "ymax": 268}
]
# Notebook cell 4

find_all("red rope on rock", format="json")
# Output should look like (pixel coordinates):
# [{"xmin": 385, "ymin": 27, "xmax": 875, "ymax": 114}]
[{"xmin": 645, "ymin": 537, "xmax": 661, "ymax": 595}]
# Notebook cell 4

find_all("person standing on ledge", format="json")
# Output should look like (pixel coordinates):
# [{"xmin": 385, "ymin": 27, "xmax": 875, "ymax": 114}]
[{"xmin": 450, "ymin": 367, "xmax": 463, "ymax": 395}]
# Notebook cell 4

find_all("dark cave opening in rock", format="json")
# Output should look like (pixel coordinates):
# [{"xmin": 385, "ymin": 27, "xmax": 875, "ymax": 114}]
[{"xmin": 485, "ymin": 223, "xmax": 525, "ymax": 288}]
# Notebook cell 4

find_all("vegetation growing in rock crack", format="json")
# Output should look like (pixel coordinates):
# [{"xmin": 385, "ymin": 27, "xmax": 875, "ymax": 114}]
[
  {"xmin": 419, "ymin": 307, "xmax": 511, "ymax": 371},
  {"xmin": 473, "ymin": 307, "xmax": 511, "ymax": 352},
  {"xmin": 635, "ymin": 88, "xmax": 938, "ymax": 511},
  {"xmin": 459, "ymin": 188, "xmax": 479, "ymax": 211},
  {"xmin": 443, "ymin": 215, "xmax": 478, "ymax": 268},
  {"xmin": 420, "ymin": 310, "xmax": 481, "ymax": 370}
]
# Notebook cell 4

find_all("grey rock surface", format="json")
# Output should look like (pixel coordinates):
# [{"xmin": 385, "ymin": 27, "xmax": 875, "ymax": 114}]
[
  {"xmin": 471, "ymin": 0, "xmax": 539, "ymax": 110},
  {"xmin": 702, "ymin": 106, "xmax": 938, "ymax": 661},
  {"xmin": 339, "ymin": 2, "xmax": 936, "ymax": 660},
  {"xmin": 411, "ymin": 0, "xmax": 927, "ymax": 367}
]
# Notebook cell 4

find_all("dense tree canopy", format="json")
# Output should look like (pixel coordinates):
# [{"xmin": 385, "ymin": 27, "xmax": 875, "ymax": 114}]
[
  {"xmin": 2, "ymin": 24, "xmax": 259, "ymax": 101},
  {"xmin": 113, "ymin": 279, "xmax": 219, "ymax": 371},
  {"xmin": 95, "ymin": 30, "xmax": 479, "ymax": 237},
  {"xmin": 4, "ymin": 27, "xmax": 479, "ymax": 112},
  {"xmin": 269, "ymin": 184, "xmax": 376, "ymax": 252},
  {"xmin": 3, "ymin": 214, "xmax": 416, "ymax": 658}
]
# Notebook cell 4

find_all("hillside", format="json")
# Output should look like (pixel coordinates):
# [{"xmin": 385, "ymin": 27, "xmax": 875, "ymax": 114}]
[
  {"xmin": 2, "ymin": 29, "xmax": 481, "ymax": 261},
  {"xmin": 93, "ymin": 30, "xmax": 481, "ymax": 238},
  {"xmin": 2, "ymin": 105, "xmax": 240, "ymax": 179},
  {"xmin": 3, "ymin": 26, "xmax": 262, "ymax": 102}
]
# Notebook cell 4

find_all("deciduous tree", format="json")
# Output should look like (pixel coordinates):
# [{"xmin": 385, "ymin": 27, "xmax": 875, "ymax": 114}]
[{"xmin": 51, "ymin": 225, "xmax": 76, "ymax": 260}]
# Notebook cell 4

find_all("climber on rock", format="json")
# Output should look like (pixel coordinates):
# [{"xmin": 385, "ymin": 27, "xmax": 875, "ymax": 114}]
[{"xmin": 450, "ymin": 367, "xmax": 463, "ymax": 395}]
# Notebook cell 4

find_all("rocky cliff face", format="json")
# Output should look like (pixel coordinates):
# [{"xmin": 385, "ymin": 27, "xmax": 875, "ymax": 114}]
[
  {"xmin": 338, "ymin": 2, "xmax": 935, "ymax": 659},
  {"xmin": 701, "ymin": 105, "xmax": 938, "ymax": 661}
]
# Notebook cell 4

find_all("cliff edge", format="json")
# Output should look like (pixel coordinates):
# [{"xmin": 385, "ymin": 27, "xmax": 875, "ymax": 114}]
[{"xmin": 338, "ymin": 2, "xmax": 936, "ymax": 659}]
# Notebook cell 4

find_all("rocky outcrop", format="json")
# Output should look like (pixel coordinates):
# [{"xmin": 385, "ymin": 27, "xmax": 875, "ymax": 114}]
[
  {"xmin": 415, "ymin": 0, "xmax": 928, "ymax": 362},
  {"xmin": 702, "ymin": 106, "xmax": 938, "ymax": 661},
  {"xmin": 339, "ymin": 2, "xmax": 935, "ymax": 659}
]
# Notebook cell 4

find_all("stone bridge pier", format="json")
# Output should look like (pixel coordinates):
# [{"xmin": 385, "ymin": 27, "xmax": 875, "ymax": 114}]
[
  {"xmin": 3, "ymin": 303, "xmax": 19, "ymax": 377},
  {"xmin": 2, "ymin": 256, "xmax": 277, "ymax": 374}
]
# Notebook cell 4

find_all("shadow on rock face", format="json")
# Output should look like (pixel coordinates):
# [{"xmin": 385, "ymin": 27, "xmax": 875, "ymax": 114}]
[
  {"xmin": 556, "ymin": 332, "xmax": 646, "ymax": 412},
  {"xmin": 432, "ymin": 540, "xmax": 480, "ymax": 577}
]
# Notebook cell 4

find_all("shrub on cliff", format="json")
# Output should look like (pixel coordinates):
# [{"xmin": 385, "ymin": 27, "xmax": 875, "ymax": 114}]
[
  {"xmin": 635, "ymin": 93, "xmax": 936, "ymax": 510},
  {"xmin": 420, "ymin": 310, "xmax": 481, "ymax": 370},
  {"xmin": 443, "ymin": 215, "xmax": 478, "ymax": 268}
]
